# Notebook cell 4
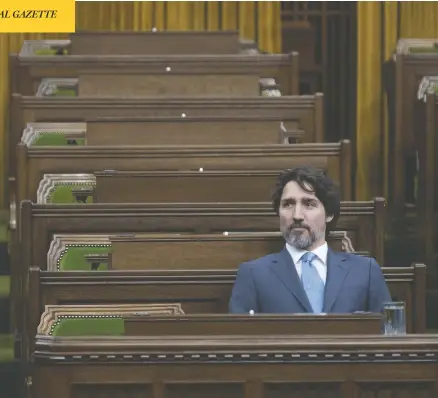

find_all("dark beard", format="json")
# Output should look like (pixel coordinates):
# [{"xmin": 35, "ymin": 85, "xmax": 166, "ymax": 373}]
[{"xmin": 284, "ymin": 224, "xmax": 317, "ymax": 250}]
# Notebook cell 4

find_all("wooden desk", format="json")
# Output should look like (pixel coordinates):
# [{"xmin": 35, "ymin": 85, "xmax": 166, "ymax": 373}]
[
  {"xmin": 31, "ymin": 334, "xmax": 438, "ymax": 398},
  {"xmin": 124, "ymin": 314, "xmax": 383, "ymax": 336},
  {"xmin": 27, "ymin": 266, "xmax": 426, "ymax": 335}
]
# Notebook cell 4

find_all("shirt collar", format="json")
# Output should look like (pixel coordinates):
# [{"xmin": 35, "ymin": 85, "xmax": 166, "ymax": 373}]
[{"xmin": 285, "ymin": 241, "xmax": 328, "ymax": 265}]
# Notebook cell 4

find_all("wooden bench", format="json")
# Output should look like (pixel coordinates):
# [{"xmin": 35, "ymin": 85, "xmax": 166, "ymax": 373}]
[
  {"xmin": 27, "ymin": 264, "xmax": 427, "ymax": 335},
  {"xmin": 12, "ymin": 52, "xmax": 299, "ymax": 97},
  {"xmin": 84, "ymin": 116, "xmax": 306, "ymax": 146},
  {"xmin": 44, "ymin": 231, "xmax": 361, "ymax": 272},
  {"xmin": 16, "ymin": 140, "xmax": 352, "ymax": 207},
  {"xmin": 9, "ymin": 94, "xmax": 324, "ymax": 176},
  {"xmin": 17, "ymin": 141, "xmax": 350, "ymax": 206},
  {"xmin": 19, "ymin": 198, "xmax": 386, "ymax": 273}
]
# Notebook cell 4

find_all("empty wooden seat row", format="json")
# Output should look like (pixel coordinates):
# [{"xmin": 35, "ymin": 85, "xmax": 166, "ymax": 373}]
[
  {"xmin": 9, "ymin": 94, "xmax": 325, "ymax": 177},
  {"xmin": 22, "ymin": 116, "xmax": 306, "ymax": 147},
  {"xmin": 16, "ymin": 141, "xmax": 351, "ymax": 207},
  {"xmin": 13, "ymin": 46, "xmax": 299, "ymax": 95},
  {"xmin": 13, "ymin": 31, "xmax": 299, "ymax": 96}
]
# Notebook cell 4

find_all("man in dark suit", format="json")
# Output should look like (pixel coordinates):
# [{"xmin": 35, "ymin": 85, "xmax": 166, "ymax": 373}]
[{"xmin": 229, "ymin": 166, "xmax": 391, "ymax": 314}]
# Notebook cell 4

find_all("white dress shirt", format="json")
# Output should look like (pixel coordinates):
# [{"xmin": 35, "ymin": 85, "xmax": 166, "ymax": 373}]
[{"xmin": 285, "ymin": 242, "xmax": 328, "ymax": 284}]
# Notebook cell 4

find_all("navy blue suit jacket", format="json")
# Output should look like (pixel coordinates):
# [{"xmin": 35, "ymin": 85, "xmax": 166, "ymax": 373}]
[{"xmin": 229, "ymin": 248, "xmax": 391, "ymax": 314}]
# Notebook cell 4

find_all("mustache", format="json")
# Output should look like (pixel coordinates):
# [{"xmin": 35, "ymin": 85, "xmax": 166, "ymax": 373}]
[{"xmin": 288, "ymin": 223, "xmax": 310, "ymax": 232}]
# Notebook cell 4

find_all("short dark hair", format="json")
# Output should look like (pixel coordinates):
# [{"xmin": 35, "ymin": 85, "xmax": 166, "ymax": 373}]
[{"xmin": 271, "ymin": 166, "xmax": 341, "ymax": 232}]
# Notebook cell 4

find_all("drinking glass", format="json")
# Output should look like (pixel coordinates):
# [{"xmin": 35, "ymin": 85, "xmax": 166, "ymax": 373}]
[{"xmin": 383, "ymin": 301, "xmax": 406, "ymax": 336}]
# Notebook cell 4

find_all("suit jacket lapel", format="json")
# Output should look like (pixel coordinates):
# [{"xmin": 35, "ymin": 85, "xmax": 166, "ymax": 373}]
[
  {"xmin": 270, "ymin": 248, "xmax": 313, "ymax": 312},
  {"xmin": 323, "ymin": 249, "xmax": 350, "ymax": 312}
]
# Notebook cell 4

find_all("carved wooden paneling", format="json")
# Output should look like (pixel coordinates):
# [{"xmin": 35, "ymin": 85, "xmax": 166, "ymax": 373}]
[
  {"xmin": 31, "ymin": 334, "xmax": 438, "ymax": 398},
  {"xmin": 72, "ymin": 384, "xmax": 153, "ymax": 398},
  {"xmin": 164, "ymin": 382, "xmax": 243, "ymax": 398},
  {"xmin": 264, "ymin": 382, "xmax": 341, "ymax": 398},
  {"xmin": 357, "ymin": 382, "xmax": 435, "ymax": 398}
]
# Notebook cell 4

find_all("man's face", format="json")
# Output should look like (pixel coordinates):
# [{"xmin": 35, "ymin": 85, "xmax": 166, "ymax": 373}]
[{"xmin": 279, "ymin": 180, "xmax": 333, "ymax": 250}]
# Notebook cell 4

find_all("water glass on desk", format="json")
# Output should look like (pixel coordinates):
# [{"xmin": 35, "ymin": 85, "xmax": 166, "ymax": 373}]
[{"xmin": 383, "ymin": 301, "xmax": 406, "ymax": 336}]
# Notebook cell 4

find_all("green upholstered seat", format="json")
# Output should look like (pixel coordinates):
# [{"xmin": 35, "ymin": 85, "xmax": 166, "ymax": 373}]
[
  {"xmin": 0, "ymin": 277, "xmax": 10, "ymax": 363},
  {"xmin": 22, "ymin": 123, "xmax": 86, "ymax": 147},
  {"xmin": 58, "ymin": 245, "xmax": 111, "ymax": 271},
  {"xmin": 46, "ymin": 184, "xmax": 94, "ymax": 204},
  {"xmin": 0, "ymin": 276, "xmax": 10, "ymax": 298},
  {"xmin": 34, "ymin": 48, "xmax": 68, "ymax": 55},
  {"xmin": 41, "ymin": 86, "xmax": 77, "ymax": 97},
  {"xmin": 50, "ymin": 317, "xmax": 124, "ymax": 336},
  {"xmin": 409, "ymin": 46, "xmax": 438, "ymax": 54},
  {"xmin": 40, "ymin": 305, "xmax": 183, "ymax": 336},
  {"xmin": 32, "ymin": 133, "xmax": 85, "ymax": 146},
  {"xmin": 0, "ymin": 335, "xmax": 14, "ymax": 363},
  {"xmin": 38, "ymin": 174, "xmax": 95, "ymax": 204},
  {"xmin": 0, "ymin": 219, "xmax": 12, "ymax": 363},
  {"xmin": 51, "ymin": 88, "xmax": 77, "ymax": 97},
  {"xmin": 47, "ymin": 234, "xmax": 111, "ymax": 271},
  {"xmin": 36, "ymin": 78, "xmax": 78, "ymax": 98}
]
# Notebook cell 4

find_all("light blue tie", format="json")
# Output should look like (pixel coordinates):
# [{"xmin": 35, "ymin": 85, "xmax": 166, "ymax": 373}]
[{"xmin": 300, "ymin": 252, "xmax": 324, "ymax": 313}]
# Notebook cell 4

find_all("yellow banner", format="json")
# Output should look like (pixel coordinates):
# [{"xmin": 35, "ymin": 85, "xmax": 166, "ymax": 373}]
[{"xmin": 0, "ymin": 0, "xmax": 75, "ymax": 32}]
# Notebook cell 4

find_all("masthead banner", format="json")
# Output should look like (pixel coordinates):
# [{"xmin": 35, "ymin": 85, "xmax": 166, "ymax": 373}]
[{"xmin": 0, "ymin": 0, "xmax": 75, "ymax": 32}]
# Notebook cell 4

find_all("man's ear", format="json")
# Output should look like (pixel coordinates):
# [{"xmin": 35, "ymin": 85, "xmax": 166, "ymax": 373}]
[{"xmin": 326, "ymin": 214, "xmax": 334, "ymax": 223}]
